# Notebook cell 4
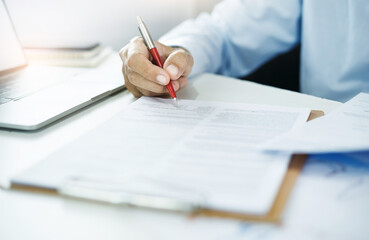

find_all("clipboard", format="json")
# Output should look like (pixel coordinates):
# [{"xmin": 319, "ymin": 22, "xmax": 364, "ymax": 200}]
[
  {"xmin": 11, "ymin": 110, "xmax": 324, "ymax": 223},
  {"xmin": 193, "ymin": 110, "xmax": 324, "ymax": 222}
]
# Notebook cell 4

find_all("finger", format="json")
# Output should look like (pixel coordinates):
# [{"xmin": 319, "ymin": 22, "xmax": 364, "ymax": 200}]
[
  {"xmin": 171, "ymin": 77, "xmax": 188, "ymax": 92},
  {"xmin": 119, "ymin": 45, "xmax": 128, "ymax": 61},
  {"xmin": 127, "ymin": 53, "xmax": 171, "ymax": 86},
  {"xmin": 155, "ymin": 41, "xmax": 175, "ymax": 59},
  {"xmin": 178, "ymin": 77, "xmax": 188, "ymax": 89},
  {"xmin": 163, "ymin": 48, "xmax": 193, "ymax": 80},
  {"xmin": 155, "ymin": 42, "xmax": 193, "ymax": 80},
  {"xmin": 127, "ymin": 72, "xmax": 168, "ymax": 94},
  {"xmin": 125, "ymin": 77, "xmax": 142, "ymax": 98},
  {"xmin": 122, "ymin": 68, "xmax": 142, "ymax": 98},
  {"xmin": 135, "ymin": 77, "xmax": 188, "ymax": 97},
  {"xmin": 126, "ymin": 39, "xmax": 171, "ymax": 86},
  {"xmin": 136, "ymin": 86, "xmax": 167, "ymax": 97}
]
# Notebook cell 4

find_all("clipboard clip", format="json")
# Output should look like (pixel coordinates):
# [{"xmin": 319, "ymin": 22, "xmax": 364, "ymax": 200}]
[{"xmin": 58, "ymin": 174, "xmax": 205, "ymax": 213}]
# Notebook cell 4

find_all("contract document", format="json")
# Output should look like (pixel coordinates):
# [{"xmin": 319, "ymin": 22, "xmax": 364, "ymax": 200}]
[
  {"xmin": 262, "ymin": 93, "xmax": 369, "ymax": 153},
  {"xmin": 12, "ymin": 97, "xmax": 310, "ymax": 215}
]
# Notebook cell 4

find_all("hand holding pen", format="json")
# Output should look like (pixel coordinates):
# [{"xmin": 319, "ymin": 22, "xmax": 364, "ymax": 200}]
[{"xmin": 119, "ymin": 17, "xmax": 193, "ymax": 100}]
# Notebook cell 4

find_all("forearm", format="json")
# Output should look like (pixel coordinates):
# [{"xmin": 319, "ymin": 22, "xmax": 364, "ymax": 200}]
[
  {"xmin": 160, "ymin": 13, "xmax": 224, "ymax": 77},
  {"xmin": 160, "ymin": 0, "xmax": 302, "ymax": 78}
]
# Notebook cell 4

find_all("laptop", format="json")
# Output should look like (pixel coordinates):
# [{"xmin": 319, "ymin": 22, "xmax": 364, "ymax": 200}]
[{"xmin": 0, "ymin": 0, "xmax": 125, "ymax": 130}]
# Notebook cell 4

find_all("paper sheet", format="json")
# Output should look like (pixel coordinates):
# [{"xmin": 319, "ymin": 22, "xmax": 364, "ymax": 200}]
[
  {"xmin": 262, "ymin": 92, "xmax": 369, "ymax": 153},
  {"xmin": 12, "ymin": 97, "xmax": 310, "ymax": 214}
]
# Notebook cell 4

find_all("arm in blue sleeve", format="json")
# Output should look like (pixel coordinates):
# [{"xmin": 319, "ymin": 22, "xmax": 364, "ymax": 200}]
[{"xmin": 159, "ymin": 0, "xmax": 302, "ymax": 78}]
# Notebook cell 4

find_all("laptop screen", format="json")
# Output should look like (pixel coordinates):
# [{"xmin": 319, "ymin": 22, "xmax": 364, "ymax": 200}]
[{"xmin": 0, "ymin": 0, "xmax": 26, "ymax": 75}]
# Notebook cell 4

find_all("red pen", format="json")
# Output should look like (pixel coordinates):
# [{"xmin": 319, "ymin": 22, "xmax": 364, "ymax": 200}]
[{"xmin": 137, "ymin": 16, "xmax": 178, "ymax": 105}]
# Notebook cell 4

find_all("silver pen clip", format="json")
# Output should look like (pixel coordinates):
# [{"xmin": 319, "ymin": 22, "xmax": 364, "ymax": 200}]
[{"xmin": 137, "ymin": 16, "xmax": 155, "ymax": 50}]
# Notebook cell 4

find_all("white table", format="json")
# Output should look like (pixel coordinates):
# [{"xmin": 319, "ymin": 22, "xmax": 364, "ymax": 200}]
[{"xmin": 1, "ymin": 73, "xmax": 367, "ymax": 240}]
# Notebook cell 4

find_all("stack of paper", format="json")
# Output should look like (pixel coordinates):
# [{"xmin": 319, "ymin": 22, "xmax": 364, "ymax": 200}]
[
  {"xmin": 262, "ymin": 93, "xmax": 369, "ymax": 153},
  {"xmin": 24, "ymin": 44, "xmax": 112, "ymax": 67},
  {"xmin": 12, "ymin": 97, "xmax": 311, "ymax": 215}
]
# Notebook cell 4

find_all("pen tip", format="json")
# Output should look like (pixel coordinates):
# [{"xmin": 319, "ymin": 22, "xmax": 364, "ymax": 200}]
[
  {"xmin": 137, "ymin": 16, "xmax": 143, "ymax": 24},
  {"xmin": 173, "ymin": 98, "xmax": 178, "ymax": 107}
]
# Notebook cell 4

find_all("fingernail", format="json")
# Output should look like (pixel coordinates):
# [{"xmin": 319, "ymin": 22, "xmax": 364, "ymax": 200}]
[
  {"xmin": 156, "ymin": 75, "xmax": 167, "ymax": 85},
  {"xmin": 167, "ymin": 64, "xmax": 179, "ymax": 77}
]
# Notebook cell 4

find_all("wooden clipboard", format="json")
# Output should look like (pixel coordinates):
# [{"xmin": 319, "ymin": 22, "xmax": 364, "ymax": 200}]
[
  {"xmin": 11, "ymin": 110, "xmax": 324, "ymax": 223},
  {"xmin": 192, "ymin": 110, "xmax": 324, "ymax": 223}
]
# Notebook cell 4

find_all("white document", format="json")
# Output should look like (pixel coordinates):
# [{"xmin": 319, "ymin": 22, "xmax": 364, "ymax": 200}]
[
  {"xmin": 262, "ymin": 92, "xmax": 369, "ymax": 153},
  {"xmin": 12, "ymin": 97, "xmax": 310, "ymax": 215}
]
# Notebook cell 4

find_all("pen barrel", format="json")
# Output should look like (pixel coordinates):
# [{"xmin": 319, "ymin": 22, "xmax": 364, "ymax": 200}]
[
  {"xmin": 166, "ymin": 81, "xmax": 176, "ymax": 99},
  {"xmin": 150, "ymin": 48, "xmax": 176, "ymax": 99},
  {"xmin": 149, "ymin": 48, "xmax": 163, "ymax": 68}
]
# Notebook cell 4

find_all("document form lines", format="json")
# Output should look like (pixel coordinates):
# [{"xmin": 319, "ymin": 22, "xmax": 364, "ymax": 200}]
[{"xmin": 12, "ymin": 97, "xmax": 311, "ymax": 215}]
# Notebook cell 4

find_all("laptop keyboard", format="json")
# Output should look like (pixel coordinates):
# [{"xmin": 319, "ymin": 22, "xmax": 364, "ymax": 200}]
[
  {"xmin": 0, "ymin": 75, "xmax": 62, "ymax": 104},
  {"xmin": 0, "ymin": 67, "xmax": 87, "ymax": 105}
]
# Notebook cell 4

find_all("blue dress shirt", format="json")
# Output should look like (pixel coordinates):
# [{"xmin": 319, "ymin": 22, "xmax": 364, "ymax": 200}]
[{"xmin": 160, "ymin": 0, "xmax": 369, "ymax": 102}]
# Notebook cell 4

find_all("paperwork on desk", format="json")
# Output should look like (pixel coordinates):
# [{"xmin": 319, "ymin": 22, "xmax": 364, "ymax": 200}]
[
  {"xmin": 262, "ymin": 92, "xmax": 369, "ymax": 153},
  {"xmin": 12, "ymin": 97, "xmax": 310, "ymax": 215}
]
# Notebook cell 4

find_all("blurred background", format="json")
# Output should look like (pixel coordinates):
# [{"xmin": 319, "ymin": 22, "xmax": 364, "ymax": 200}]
[
  {"xmin": 5, "ymin": 0, "xmax": 221, "ymax": 50},
  {"xmin": 5, "ymin": 0, "xmax": 300, "ymax": 92}
]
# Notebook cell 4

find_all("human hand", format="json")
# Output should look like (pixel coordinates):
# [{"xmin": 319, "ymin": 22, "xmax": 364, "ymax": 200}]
[{"xmin": 119, "ymin": 37, "xmax": 194, "ymax": 98}]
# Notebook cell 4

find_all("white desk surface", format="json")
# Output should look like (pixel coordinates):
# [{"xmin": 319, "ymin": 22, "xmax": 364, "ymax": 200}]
[{"xmin": 1, "ymin": 69, "xmax": 367, "ymax": 240}]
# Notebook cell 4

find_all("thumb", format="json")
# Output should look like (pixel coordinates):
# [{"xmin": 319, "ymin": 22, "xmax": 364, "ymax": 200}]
[{"xmin": 156, "ymin": 43, "xmax": 193, "ymax": 80}]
